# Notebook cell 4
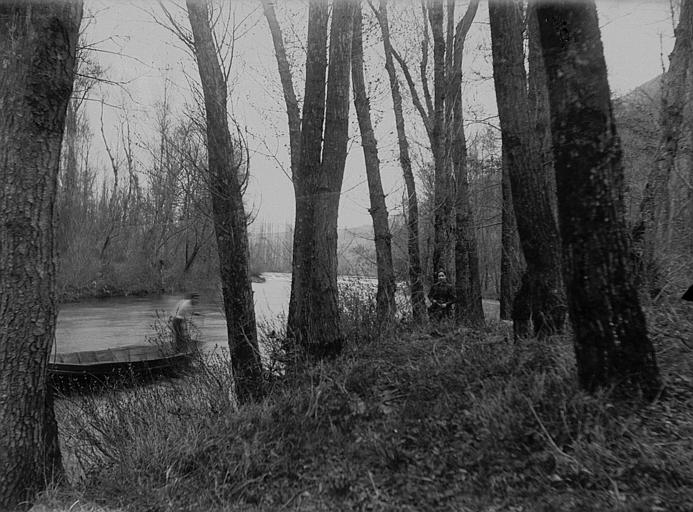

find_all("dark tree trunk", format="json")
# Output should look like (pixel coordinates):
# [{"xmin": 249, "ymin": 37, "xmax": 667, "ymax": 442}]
[
  {"xmin": 499, "ymin": 145, "xmax": 523, "ymax": 321},
  {"xmin": 0, "ymin": 2, "xmax": 82, "ymax": 508},
  {"xmin": 376, "ymin": 0, "xmax": 427, "ymax": 322},
  {"xmin": 352, "ymin": 4, "xmax": 397, "ymax": 323},
  {"xmin": 537, "ymin": 1, "xmax": 661, "ymax": 398},
  {"xmin": 307, "ymin": 0, "xmax": 356, "ymax": 357},
  {"xmin": 448, "ymin": 0, "xmax": 484, "ymax": 326},
  {"xmin": 286, "ymin": 0, "xmax": 329, "ymax": 355},
  {"xmin": 286, "ymin": 0, "xmax": 355, "ymax": 359},
  {"xmin": 187, "ymin": 0, "xmax": 262, "ymax": 401},
  {"xmin": 489, "ymin": 0, "xmax": 565, "ymax": 339},
  {"xmin": 527, "ymin": 4, "xmax": 558, "ymax": 218}
]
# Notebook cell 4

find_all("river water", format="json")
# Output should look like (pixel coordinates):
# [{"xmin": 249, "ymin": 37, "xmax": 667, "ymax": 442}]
[
  {"xmin": 55, "ymin": 272, "xmax": 292, "ymax": 354},
  {"xmin": 55, "ymin": 272, "xmax": 499, "ymax": 354}
]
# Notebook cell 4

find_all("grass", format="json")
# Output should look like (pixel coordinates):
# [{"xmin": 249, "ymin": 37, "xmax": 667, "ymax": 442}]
[{"xmin": 36, "ymin": 295, "xmax": 693, "ymax": 511}]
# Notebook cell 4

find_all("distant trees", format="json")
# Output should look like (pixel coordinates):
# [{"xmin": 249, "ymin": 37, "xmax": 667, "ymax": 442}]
[
  {"xmin": 186, "ymin": 0, "xmax": 263, "ymax": 401},
  {"xmin": 0, "ymin": 2, "xmax": 83, "ymax": 508},
  {"xmin": 537, "ymin": 1, "xmax": 661, "ymax": 396},
  {"xmin": 489, "ymin": 0, "xmax": 565, "ymax": 338}
]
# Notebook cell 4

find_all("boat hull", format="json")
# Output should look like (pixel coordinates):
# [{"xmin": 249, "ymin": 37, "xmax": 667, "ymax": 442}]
[{"xmin": 49, "ymin": 344, "xmax": 194, "ymax": 389}]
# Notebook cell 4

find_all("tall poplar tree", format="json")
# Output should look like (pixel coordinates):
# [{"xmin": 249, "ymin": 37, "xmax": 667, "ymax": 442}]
[
  {"xmin": 351, "ymin": 2, "xmax": 397, "ymax": 323},
  {"xmin": 186, "ymin": 0, "xmax": 263, "ymax": 401},
  {"xmin": 264, "ymin": 0, "xmax": 356, "ymax": 359}
]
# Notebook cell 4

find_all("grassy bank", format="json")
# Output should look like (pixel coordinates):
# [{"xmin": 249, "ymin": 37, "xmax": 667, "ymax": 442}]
[{"xmin": 37, "ymin": 299, "xmax": 693, "ymax": 511}]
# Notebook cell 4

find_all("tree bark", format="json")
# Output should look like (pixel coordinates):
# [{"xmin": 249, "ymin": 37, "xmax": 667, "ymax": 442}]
[
  {"xmin": 537, "ymin": 1, "xmax": 661, "ymax": 398},
  {"xmin": 448, "ymin": 0, "xmax": 484, "ymax": 326},
  {"xmin": 308, "ymin": 0, "xmax": 356, "ymax": 357},
  {"xmin": 286, "ymin": 0, "xmax": 328, "ymax": 356},
  {"xmin": 527, "ymin": 3, "xmax": 558, "ymax": 218},
  {"xmin": 489, "ymin": 0, "xmax": 565, "ymax": 338},
  {"xmin": 499, "ymin": 145, "xmax": 523, "ymax": 321},
  {"xmin": 285, "ymin": 0, "xmax": 355, "ymax": 359},
  {"xmin": 427, "ymin": 0, "xmax": 454, "ymax": 277},
  {"xmin": 351, "ymin": 3, "xmax": 397, "ymax": 323},
  {"xmin": 0, "ymin": 2, "xmax": 82, "ymax": 508},
  {"xmin": 187, "ymin": 0, "xmax": 262, "ymax": 401},
  {"xmin": 375, "ymin": 0, "xmax": 427, "ymax": 322}
]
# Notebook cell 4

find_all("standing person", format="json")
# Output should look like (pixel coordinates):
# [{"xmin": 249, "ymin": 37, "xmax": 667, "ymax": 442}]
[
  {"xmin": 428, "ymin": 270, "xmax": 456, "ymax": 320},
  {"xmin": 172, "ymin": 292, "xmax": 199, "ymax": 352}
]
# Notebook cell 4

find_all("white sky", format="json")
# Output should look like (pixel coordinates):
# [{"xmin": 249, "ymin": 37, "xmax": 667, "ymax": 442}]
[{"xmin": 81, "ymin": 0, "xmax": 675, "ymax": 229}]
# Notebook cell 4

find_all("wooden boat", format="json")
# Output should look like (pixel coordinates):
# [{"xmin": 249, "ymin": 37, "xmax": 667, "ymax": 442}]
[{"xmin": 49, "ymin": 344, "xmax": 195, "ymax": 383}]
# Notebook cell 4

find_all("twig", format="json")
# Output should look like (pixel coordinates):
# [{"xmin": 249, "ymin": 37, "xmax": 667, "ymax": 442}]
[{"xmin": 526, "ymin": 399, "xmax": 581, "ymax": 469}]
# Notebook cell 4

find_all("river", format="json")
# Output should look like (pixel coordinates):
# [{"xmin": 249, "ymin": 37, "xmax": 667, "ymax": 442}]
[
  {"xmin": 55, "ymin": 272, "xmax": 292, "ymax": 354},
  {"xmin": 55, "ymin": 272, "xmax": 499, "ymax": 354}
]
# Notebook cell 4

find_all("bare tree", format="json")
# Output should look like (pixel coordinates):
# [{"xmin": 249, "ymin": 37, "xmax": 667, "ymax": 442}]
[
  {"xmin": 351, "ymin": 2, "xmax": 397, "ymax": 323},
  {"xmin": 373, "ymin": 0, "xmax": 427, "ymax": 322},
  {"xmin": 0, "ymin": 2, "xmax": 82, "ymax": 508},
  {"xmin": 537, "ymin": 1, "xmax": 661, "ymax": 397},
  {"xmin": 449, "ymin": 0, "xmax": 484, "ymax": 325},
  {"xmin": 489, "ymin": 0, "xmax": 565, "ymax": 338},
  {"xmin": 186, "ymin": 0, "xmax": 263, "ymax": 401},
  {"xmin": 263, "ymin": 0, "xmax": 356, "ymax": 358}
]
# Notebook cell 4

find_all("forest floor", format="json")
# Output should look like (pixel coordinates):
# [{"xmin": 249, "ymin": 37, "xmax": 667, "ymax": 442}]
[{"xmin": 35, "ymin": 297, "xmax": 693, "ymax": 512}]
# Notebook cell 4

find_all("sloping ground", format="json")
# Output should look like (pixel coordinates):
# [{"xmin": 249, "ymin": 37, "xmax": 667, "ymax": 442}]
[{"xmin": 40, "ymin": 301, "xmax": 693, "ymax": 512}]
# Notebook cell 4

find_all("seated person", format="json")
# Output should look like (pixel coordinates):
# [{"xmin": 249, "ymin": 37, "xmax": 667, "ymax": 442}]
[{"xmin": 428, "ymin": 270, "xmax": 455, "ymax": 320}]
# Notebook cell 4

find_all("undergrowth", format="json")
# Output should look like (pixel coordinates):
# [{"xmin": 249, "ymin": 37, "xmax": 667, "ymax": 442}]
[{"xmin": 38, "ymin": 295, "xmax": 693, "ymax": 511}]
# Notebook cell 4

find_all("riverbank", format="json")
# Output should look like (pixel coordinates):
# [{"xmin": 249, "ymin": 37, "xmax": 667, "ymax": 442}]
[{"xmin": 36, "ymin": 297, "xmax": 693, "ymax": 511}]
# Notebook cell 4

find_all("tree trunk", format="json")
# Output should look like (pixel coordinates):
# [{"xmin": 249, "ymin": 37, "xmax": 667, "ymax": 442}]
[
  {"xmin": 0, "ymin": 2, "xmax": 82, "ymax": 508},
  {"xmin": 351, "ymin": 3, "xmax": 397, "ymax": 323},
  {"xmin": 499, "ymin": 145, "xmax": 523, "ymax": 321},
  {"xmin": 537, "ymin": 1, "xmax": 661, "ymax": 398},
  {"xmin": 448, "ymin": 0, "xmax": 484, "ymax": 326},
  {"xmin": 187, "ymin": 0, "xmax": 262, "ymax": 401},
  {"xmin": 376, "ymin": 0, "xmax": 427, "ymax": 322},
  {"xmin": 489, "ymin": 0, "xmax": 565, "ymax": 339},
  {"xmin": 428, "ymin": 0, "xmax": 454, "ymax": 277},
  {"xmin": 307, "ymin": 0, "xmax": 355, "ymax": 357},
  {"xmin": 260, "ymin": 0, "xmax": 301, "ymax": 177},
  {"xmin": 527, "ymin": 4, "xmax": 558, "ymax": 218},
  {"xmin": 286, "ymin": 0, "xmax": 328, "ymax": 355},
  {"xmin": 286, "ymin": 0, "xmax": 355, "ymax": 359}
]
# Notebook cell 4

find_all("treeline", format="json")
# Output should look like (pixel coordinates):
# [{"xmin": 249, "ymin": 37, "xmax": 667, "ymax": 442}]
[
  {"xmin": 56, "ymin": 95, "xmax": 220, "ymax": 300},
  {"xmin": 55, "ymin": 110, "xmax": 501, "ymax": 299}
]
